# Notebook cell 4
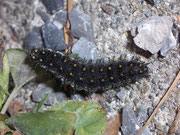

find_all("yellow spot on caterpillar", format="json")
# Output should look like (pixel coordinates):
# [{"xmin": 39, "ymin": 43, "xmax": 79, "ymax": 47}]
[
  {"xmin": 139, "ymin": 70, "xmax": 143, "ymax": 73},
  {"xmin": 39, "ymin": 59, "xmax": 43, "ymax": 62},
  {"xmin": 119, "ymin": 64, "xmax": 122, "ymax": 68},
  {"xmin": 101, "ymin": 79, "xmax": 104, "ymax": 82},
  {"xmin": 32, "ymin": 56, "xmax": 35, "ymax": 59},
  {"xmin": 34, "ymin": 49, "xmax": 38, "ymax": 53},
  {"xmin": 79, "ymin": 77, "xmax": 83, "ymax": 81},
  {"xmin": 100, "ymin": 68, "xmax": 103, "ymax": 72},
  {"xmin": 42, "ymin": 51, "xmax": 45, "ymax": 54},
  {"xmin": 54, "ymin": 54, "xmax": 57, "ymax": 57},
  {"xmin": 49, "ymin": 63, "xmax": 53, "ymax": 66},
  {"xmin": 82, "ymin": 67, "xmax": 86, "ymax": 71},
  {"xmin": 139, "ymin": 64, "xmax": 142, "ymax": 67},
  {"xmin": 108, "ymin": 67, "xmax": 112, "ymax": 70},
  {"xmin": 110, "ymin": 76, "xmax": 113, "ymax": 80},
  {"xmin": 120, "ymin": 73, "xmax": 124, "ymax": 76},
  {"xmin": 64, "ymin": 59, "xmax": 67, "ymax": 63},
  {"xmin": 59, "ymin": 67, "xmax": 63, "ymax": 70},
  {"xmin": 130, "ymin": 63, "xmax": 133, "ymax": 67},
  {"xmin": 91, "ymin": 69, "xmax": 94, "ymax": 72},
  {"xmin": 69, "ymin": 73, "xmax": 73, "ymax": 76},
  {"xmin": 90, "ymin": 80, "xmax": 94, "ymax": 83},
  {"xmin": 73, "ymin": 64, "xmax": 77, "ymax": 67}
]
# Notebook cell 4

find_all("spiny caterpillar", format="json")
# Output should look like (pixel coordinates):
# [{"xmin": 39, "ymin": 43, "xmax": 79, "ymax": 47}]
[{"xmin": 29, "ymin": 48, "xmax": 148, "ymax": 93}]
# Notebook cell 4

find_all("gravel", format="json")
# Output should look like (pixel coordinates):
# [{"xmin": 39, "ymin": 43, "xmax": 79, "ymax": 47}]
[{"xmin": 0, "ymin": 0, "xmax": 180, "ymax": 134}]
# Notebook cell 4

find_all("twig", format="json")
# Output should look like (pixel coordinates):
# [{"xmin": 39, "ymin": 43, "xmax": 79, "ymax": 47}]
[
  {"xmin": 177, "ymin": 16, "xmax": 180, "ymax": 25},
  {"xmin": 167, "ymin": 105, "xmax": 180, "ymax": 135},
  {"xmin": 64, "ymin": 0, "xmax": 72, "ymax": 47},
  {"xmin": 137, "ymin": 70, "xmax": 180, "ymax": 135}
]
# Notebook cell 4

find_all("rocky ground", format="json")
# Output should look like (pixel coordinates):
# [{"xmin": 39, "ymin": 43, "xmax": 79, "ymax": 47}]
[{"xmin": 0, "ymin": 0, "xmax": 180, "ymax": 135}]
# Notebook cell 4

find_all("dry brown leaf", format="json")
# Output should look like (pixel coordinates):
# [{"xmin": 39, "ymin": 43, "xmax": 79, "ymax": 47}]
[
  {"xmin": 8, "ymin": 101, "xmax": 24, "ymax": 116},
  {"xmin": 13, "ymin": 131, "xmax": 22, "ymax": 135},
  {"xmin": 104, "ymin": 114, "xmax": 121, "ymax": 135}
]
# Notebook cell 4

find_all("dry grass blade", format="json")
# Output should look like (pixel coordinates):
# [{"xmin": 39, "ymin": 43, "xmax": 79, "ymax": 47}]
[
  {"xmin": 177, "ymin": 16, "xmax": 180, "ymax": 25},
  {"xmin": 137, "ymin": 70, "xmax": 180, "ymax": 135},
  {"xmin": 0, "ymin": 38, "xmax": 4, "ymax": 73},
  {"xmin": 64, "ymin": 0, "xmax": 72, "ymax": 47},
  {"xmin": 167, "ymin": 105, "xmax": 180, "ymax": 135}
]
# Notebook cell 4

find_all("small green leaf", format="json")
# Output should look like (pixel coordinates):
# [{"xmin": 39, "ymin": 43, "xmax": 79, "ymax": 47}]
[
  {"xmin": 5, "ymin": 110, "xmax": 76, "ymax": 135},
  {"xmin": 5, "ymin": 49, "xmax": 36, "ymax": 87},
  {"xmin": 50, "ymin": 101, "xmax": 107, "ymax": 135},
  {"xmin": 0, "ymin": 53, "xmax": 10, "ymax": 109},
  {"xmin": 1, "ymin": 49, "xmax": 39, "ymax": 114},
  {"xmin": 0, "ymin": 53, "xmax": 10, "ymax": 92}
]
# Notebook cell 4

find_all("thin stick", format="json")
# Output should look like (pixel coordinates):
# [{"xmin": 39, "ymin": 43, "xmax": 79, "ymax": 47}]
[
  {"xmin": 177, "ymin": 16, "xmax": 180, "ymax": 25},
  {"xmin": 64, "ymin": 0, "xmax": 72, "ymax": 45},
  {"xmin": 137, "ymin": 70, "xmax": 180, "ymax": 135},
  {"xmin": 168, "ymin": 105, "xmax": 180, "ymax": 135}
]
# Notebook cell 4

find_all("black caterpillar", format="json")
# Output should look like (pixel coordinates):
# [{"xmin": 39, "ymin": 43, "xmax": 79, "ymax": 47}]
[{"xmin": 29, "ymin": 48, "xmax": 148, "ymax": 93}]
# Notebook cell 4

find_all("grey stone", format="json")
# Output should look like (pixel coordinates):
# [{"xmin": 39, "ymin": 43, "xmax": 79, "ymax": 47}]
[
  {"xmin": 32, "ymin": 82, "xmax": 57, "ymax": 105},
  {"xmin": 69, "ymin": 9, "xmax": 94, "ymax": 41},
  {"xmin": 42, "ymin": 0, "xmax": 64, "ymax": 14},
  {"xmin": 160, "ymin": 32, "xmax": 177, "ymax": 56},
  {"xmin": 121, "ymin": 105, "xmax": 151, "ymax": 135},
  {"xmin": 121, "ymin": 105, "xmax": 140, "ymax": 135},
  {"xmin": 25, "ymin": 27, "xmax": 43, "ymax": 51},
  {"xmin": 55, "ymin": 92, "xmax": 67, "ymax": 102},
  {"xmin": 133, "ymin": 16, "xmax": 173, "ymax": 54},
  {"xmin": 32, "ymin": 81, "xmax": 67, "ymax": 105},
  {"xmin": 36, "ymin": 9, "xmax": 50, "ymax": 23},
  {"xmin": 72, "ymin": 37, "xmax": 97, "ymax": 62},
  {"xmin": 41, "ymin": 22, "xmax": 67, "ymax": 51},
  {"xmin": 53, "ymin": 11, "xmax": 67, "ymax": 26},
  {"xmin": 136, "ymin": 105, "xmax": 148, "ymax": 125},
  {"xmin": 116, "ymin": 88, "xmax": 126, "ymax": 101},
  {"xmin": 71, "ymin": 94, "xmax": 85, "ymax": 101}
]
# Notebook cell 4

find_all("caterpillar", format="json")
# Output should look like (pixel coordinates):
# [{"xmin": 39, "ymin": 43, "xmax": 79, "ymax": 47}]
[{"xmin": 29, "ymin": 48, "xmax": 148, "ymax": 93}]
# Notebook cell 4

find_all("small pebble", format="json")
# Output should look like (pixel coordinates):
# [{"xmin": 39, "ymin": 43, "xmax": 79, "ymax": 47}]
[
  {"xmin": 25, "ymin": 27, "xmax": 43, "ymax": 51},
  {"xmin": 69, "ymin": 9, "xmax": 94, "ymax": 41},
  {"xmin": 71, "ymin": 94, "xmax": 85, "ymax": 101},
  {"xmin": 72, "ymin": 37, "xmax": 97, "ymax": 62},
  {"xmin": 53, "ymin": 11, "xmax": 67, "ymax": 26},
  {"xmin": 42, "ymin": 0, "xmax": 64, "ymax": 14},
  {"xmin": 133, "ymin": 16, "xmax": 173, "ymax": 54},
  {"xmin": 41, "ymin": 22, "xmax": 67, "ymax": 51}
]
